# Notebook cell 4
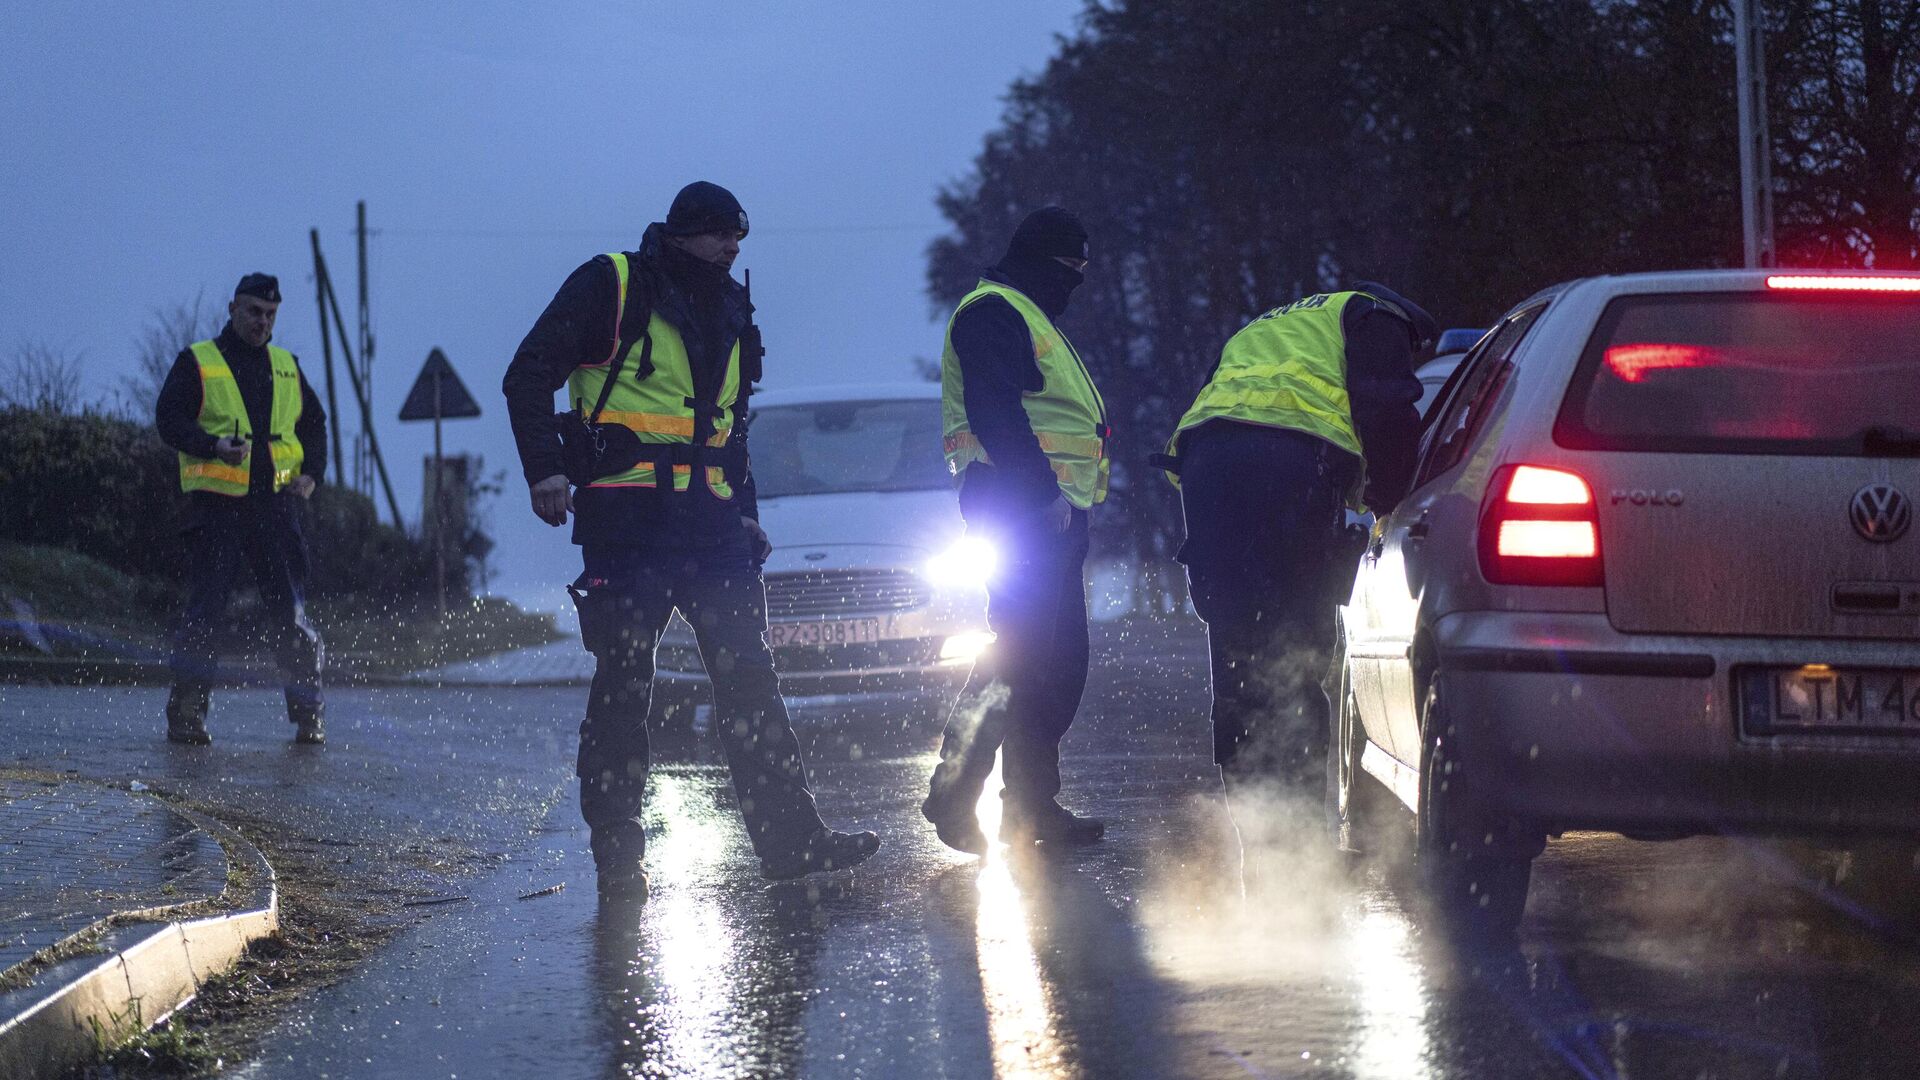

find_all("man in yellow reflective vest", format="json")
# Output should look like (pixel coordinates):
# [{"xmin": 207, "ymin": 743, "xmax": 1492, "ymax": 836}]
[
  {"xmin": 503, "ymin": 182, "xmax": 879, "ymax": 901},
  {"xmin": 154, "ymin": 273, "xmax": 328, "ymax": 746},
  {"xmin": 1156, "ymin": 282, "xmax": 1432, "ymax": 842},
  {"xmin": 922, "ymin": 206, "xmax": 1111, "ymax": 854}
]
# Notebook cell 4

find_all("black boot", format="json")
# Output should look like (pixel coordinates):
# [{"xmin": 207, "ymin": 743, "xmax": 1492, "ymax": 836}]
[
  {"xmin": 591, "ymin": 821, "xmax": 649, "ymax": 904},
  {"xmin": 922, "ymin": 795, "xmax": 988, "ymax": 855},
  {"xmin": 287, "ymin": 689, "xmax": 325, "ymax": 745},
  {"xmin": 761, "ymin": 828, "xmax": 881, "ymax": 880},
  {"xmin": 165, "ymin": 684, "xmax": 212, "ymax": 745},
  {"xmin": 1000, "ymin": 799, "xmax": 1105, "ymax": 846}
]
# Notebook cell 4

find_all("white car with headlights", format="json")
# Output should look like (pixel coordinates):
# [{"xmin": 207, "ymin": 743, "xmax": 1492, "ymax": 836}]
[
  {"xmin": 655, "ymin": 383, "xmax": 993, "ymax": 701},
  {"xmin": 1332, "ymin": 270, "xmax": 1920, "ymax": 940}
]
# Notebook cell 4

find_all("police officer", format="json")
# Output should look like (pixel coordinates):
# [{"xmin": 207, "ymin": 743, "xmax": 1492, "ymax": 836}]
[
  {"xmin": 922, "ymin": 206, "xmax": 1110, "ymax": 854},
  {"xmin": 502, "ymin": 181, "xmax": 879, "ymax": 900},
  {"xmin": 1156, "ymin": 283, "xmax": 1432, "ymax": 833},
  {"xmin": 155, "ymin": 273, "xmax": 329, "ymax": 746}
]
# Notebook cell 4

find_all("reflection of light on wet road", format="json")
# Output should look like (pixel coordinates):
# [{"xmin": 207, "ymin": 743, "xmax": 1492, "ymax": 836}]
[
  {"xmin": 643, "ymin": 771, "xmax": 736, "ymax": 1076},
  {"xmin": 1342, "ymin": 905, "xmax": 1431, "ymax": 1078},
  {"xmin": 971, "ymin": 762, "xmax": 1078, "ymax": 1079}
]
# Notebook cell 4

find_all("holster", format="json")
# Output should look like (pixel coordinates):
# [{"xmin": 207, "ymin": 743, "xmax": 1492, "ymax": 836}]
[
  {"xmin": 568, "ymin": 577, "xmax": 625, "ymax": 657},
  {"xmin": 555, "ymin": 411, "xmax": 601, "ymax": 486}
]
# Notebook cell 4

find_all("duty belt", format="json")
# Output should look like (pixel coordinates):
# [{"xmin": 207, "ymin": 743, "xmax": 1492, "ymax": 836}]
[{"xmin": 622, "ymin": 441, "xmax": 749, "ymax": 487}]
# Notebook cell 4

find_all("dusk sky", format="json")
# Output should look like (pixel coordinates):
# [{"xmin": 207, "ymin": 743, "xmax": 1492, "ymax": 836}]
[{"xmin": 2, "ymin": 2, "xmax": 1084, "ymax": 605}]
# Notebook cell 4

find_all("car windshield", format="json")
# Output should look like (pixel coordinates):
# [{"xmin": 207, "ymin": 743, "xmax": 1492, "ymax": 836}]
[
  {"xmin": 1556, "ymin": 292, "xmax": 1920, "ymax": 454},
  {"xmin": 749, "ymin": 398, "xmax": 951, "ymax": 497}
]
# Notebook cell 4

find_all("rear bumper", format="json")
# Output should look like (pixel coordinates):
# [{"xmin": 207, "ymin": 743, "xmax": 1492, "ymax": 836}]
[{"xmin": 1432, "ymin": 611, "xmax": 1920, "ymax": 838}]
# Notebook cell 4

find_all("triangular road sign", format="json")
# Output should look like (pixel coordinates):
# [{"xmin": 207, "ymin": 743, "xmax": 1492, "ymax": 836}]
[{"xmin": 399, "ymin": 348, "xmax": 481, "ymax": 421}]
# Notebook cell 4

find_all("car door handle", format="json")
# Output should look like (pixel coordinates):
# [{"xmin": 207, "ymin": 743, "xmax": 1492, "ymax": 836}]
[{"xmin": 1407, "ymin": 517, "xmax": 1431, "ymax": 542}]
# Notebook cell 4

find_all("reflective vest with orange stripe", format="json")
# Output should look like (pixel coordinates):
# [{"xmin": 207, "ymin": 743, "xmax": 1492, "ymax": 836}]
[
  {"xmin": 177, "ymin": 339, "xmax": 305, "ymax": 495},
  {"xmin": 1161, "ymin": 290, "xmax": 1409, "ymax": 506},
  {"xmin": 940, "ymin": 279, "xmax": 1110, "ymax": 509},
  {"xmin": 566, "ymin": 252, "xmax": 741, "ymax": 496}
]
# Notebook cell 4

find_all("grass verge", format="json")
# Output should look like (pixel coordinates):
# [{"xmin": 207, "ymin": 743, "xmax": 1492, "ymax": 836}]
[{"xmin": 1, "ymin": 542, "xmax": 559, "ymax": 678}]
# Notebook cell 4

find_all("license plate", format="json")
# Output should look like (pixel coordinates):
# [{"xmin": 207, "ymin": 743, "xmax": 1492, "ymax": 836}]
[
  {"xmin": 1741, "ymin": 665, "xmax": 1920, "ymax": 735},
  {"xmin": 768, "ymin": 617, "xmax": 885, "ymax": 648}
]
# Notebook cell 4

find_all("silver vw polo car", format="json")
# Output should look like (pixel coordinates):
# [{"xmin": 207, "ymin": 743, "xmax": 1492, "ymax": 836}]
[{"xmin": 1331, "ymin": 270, "xmax": 1920, "ymax": 937}]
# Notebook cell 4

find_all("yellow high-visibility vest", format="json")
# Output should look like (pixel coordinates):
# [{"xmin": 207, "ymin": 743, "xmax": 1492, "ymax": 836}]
[
  {"xmin": 177, "ymin": 340, "xmax": 304, "ymax": 495},
  {"xmin": 566, "ymin": 252, "xmax": 741, "ymax": 496},
  {"xmin": 1161, "ymin": 290, "xmax": 1405, "ymax": 499},
  {"xmin": 940, "ymin": 279, "xmax": 1109, "ymax": 509}
]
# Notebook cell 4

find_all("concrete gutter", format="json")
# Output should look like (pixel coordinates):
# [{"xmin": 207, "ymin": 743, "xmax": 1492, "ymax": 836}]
[{"xmin": 0, "ymin": 804, "xmax": 278, "ymax": 1080}]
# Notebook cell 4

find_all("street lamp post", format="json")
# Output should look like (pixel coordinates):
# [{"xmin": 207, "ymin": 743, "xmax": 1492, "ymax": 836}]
[{"xmin": 1734, "ymin": 0, "xmax": 1776, "ymax": 268}]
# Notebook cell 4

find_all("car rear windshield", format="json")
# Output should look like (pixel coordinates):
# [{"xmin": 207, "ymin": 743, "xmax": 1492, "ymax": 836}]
[
  {"xmin": 1555, "ymin": 292, "xmax": 1920, "ymax": 455},
  {"xmin": 748, "ymin": 399, "xmax": 951, "ymax": 497}
]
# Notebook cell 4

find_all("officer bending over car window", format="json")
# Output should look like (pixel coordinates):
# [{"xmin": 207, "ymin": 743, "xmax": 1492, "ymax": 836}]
[{"xmin": 1156, "ymin": 282, "xmax": 1432, "ymax": 861}]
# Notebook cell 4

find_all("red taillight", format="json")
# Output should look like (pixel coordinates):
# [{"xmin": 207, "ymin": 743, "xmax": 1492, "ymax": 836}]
[
  {"xmin": 1765, "ymin": 274, "xmax": 1920, "ymax": 293},
  {"xmin": 1479, "ymin": 465, "xmax": 1603, "ymax": 587}
]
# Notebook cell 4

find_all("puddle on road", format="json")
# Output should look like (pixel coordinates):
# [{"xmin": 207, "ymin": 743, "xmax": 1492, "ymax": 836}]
[{"xmin": 968, "ymin": 761, "xmax": 1077, "ymax": 1080}]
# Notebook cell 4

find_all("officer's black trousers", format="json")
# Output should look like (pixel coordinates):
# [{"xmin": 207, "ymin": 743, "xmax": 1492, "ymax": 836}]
[
  {"xmin": 926, "ymin": 508, "xmax": 1090, "ymax": 817},
  {"xmin": 169, "ymin": 493, "xmax": 323, "ymax": 705},
  {"xmin": 571, "ymin": 543, "xmax": 825, "ymax": 863},
  {"xmin": 1179, "ymin": 424, "xmax": 1355, "ymax": 795}
]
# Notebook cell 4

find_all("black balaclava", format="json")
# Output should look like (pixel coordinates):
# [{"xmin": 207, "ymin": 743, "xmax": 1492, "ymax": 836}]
[
  {"xmin": 1351, "ymin": 280, "xmax": 1439, "ymax": 359},
  {"xmin": 660, "ymin": 179, "xmax": 743, "ymax": 302},
  {"xmin": 660, "ymin": 232, "xmax": 731, "ymax": 297},
  {"xmin": 993, "ymin": 206, "xmax": 1089, "ymax": 320}
]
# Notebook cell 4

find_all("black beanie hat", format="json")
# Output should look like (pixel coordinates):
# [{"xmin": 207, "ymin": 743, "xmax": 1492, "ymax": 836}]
[
  {"xmin": 1008, "ymin": 206, "xmax": 1088, "ymax": 261},
  {"xmin": 665, "ymin": 181, "xmax": 749, "ymax": 238},
  {"xmin": 234, "ymin": 273, "xmax": 280, "ymax": 303}
]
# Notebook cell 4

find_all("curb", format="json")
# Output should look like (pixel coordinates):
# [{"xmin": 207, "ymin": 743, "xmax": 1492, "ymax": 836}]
[
  {"xmin": 0, "ymin": 800, "xmax": 278, "ymax": 1080},
  {"xmin": 0, "ymin": 653, "xmax": 511, "ymax": 688}
]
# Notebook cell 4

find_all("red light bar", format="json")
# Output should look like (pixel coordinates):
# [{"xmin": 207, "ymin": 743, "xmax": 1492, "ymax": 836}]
[
  {"xmin": 1765, "ymin": 274, "xmax": 1920, "ymax": 293},
  {"xmin": 1604, "ymin": 343, "xmax": 1717, "ymax": 382}
]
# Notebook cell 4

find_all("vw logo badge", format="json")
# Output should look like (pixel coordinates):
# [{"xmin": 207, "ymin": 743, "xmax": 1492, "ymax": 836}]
[{"xmin": 1850, "ymin": 483, "xmax": 1912, "ymax": 543}]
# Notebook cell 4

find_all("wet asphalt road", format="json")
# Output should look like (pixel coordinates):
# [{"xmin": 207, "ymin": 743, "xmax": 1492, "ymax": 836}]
[{"xmin": 7, "ymin": 619, "xmax": 1920, "ymax": 1079}]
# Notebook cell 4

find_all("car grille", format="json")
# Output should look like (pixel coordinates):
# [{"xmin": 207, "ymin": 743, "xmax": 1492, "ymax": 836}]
[
  {"xmin": 658, "ymin": 637, "xmax": 943, "ymax": 675},
  {"xmin": 764, "ymin": 568, "xmax": 932, "ymax": 619},
  {"xmin": 776, "ymin": 637, "xmax": 944, "ymax": 673}
]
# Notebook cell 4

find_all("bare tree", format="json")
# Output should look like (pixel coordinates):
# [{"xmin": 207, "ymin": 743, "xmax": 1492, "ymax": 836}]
[
  {"xmin": 1772, "ymin": 0, "xmax": 1920, "ymax": 267},
  {"xmin": 1, "ymin": 341, "xmax": 86, "ymax": 414},
  {"xmin": 117, "ymin": 293, "xmax": 222, "ymax": 417}
]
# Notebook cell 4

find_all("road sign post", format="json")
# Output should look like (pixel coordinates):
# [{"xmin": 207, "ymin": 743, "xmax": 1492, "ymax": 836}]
[{"xmin": 400, "ymin": 349, "xmax": 482, "ymax": 620}]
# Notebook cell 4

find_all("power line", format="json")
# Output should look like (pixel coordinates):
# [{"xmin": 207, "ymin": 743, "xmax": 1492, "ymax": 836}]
[{"xmin": 340, "ymin": 222, "xmax": 948, "ymax": 240}]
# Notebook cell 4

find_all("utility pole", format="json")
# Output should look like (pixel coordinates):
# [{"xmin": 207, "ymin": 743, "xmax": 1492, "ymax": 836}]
[
  {"xmin": 309, "ymin": 230, "xmax": 345, "ymax": 480},
  {"xmin": 311, "ymin": 232, "xmax": 405, "ymax": 529},
  {"xmin": 356, "ymin": 200, "xmax": 376, "ymax": 500},
  {"xmin": 1734, "ymin": 0, "xmax": 1776, "ymax": 268}
]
